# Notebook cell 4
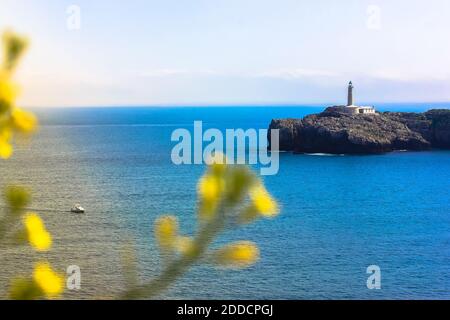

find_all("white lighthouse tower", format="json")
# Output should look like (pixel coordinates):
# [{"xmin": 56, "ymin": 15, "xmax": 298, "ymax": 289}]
[
  {"xmin": 347, "ymin": 81, "xmax": 354, "ymax": 106},
  {"xmin": 342, "ymin": 81, "xmax": 376, "ymax": 114}
]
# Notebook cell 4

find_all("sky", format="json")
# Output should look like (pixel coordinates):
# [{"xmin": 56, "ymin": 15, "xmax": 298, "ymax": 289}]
[{"xmin": 1, "ymin": 0, "xmax": 450, "ymax": 107}]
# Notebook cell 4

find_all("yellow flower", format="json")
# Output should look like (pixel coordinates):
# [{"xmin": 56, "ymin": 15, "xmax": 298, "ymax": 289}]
[
  {"xmin": 249, "ymin": 183, "xmax": 279, "ymax": 217},
  {"xmin": 154, "ymin": 215, "xmax": 178, "ymax": 251},
  {"xmin": 213, "ymin": 241, "xmax": 260, "ymax": 269},
  {"xmin": 197, "ymin": 173, "xmax": 225, "ymax": 221},
  {"xmin": 33, "ymin": 262, "xmax": 63, "ymax": 299},
  {"xmin": 0, "ymin": 126, "xmax": 12, "ymax": 158},
  {"xmin": 11, "ymin": 108, "xmax": 37, "ymax": 134},
  {"xmin": 198, "ymin": 174, "xmax": 224, "ymax": 202},
  {"xmin": 23, "ymin": 212, "xmax": 52, "ymax": 251},
  {"xmin": 0, "ymin": 31, "xmax": 36, "ymax": 158},
  {"xmin": 0, "ymin": 137, "xmax": 12, "ymax": 159},
  {"xmin": 0, "ymin": 77, "xmax": 18, "ymax": 112}
]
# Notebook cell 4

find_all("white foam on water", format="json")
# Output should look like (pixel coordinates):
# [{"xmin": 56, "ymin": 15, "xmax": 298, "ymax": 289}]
[{"xmin": 304, "ymin": 153, "xmax": 345, "ymax": 157}]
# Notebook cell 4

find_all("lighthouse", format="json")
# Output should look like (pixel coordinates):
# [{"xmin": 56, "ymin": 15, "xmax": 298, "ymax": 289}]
[
  {"xmin": 326, "ymin": 81, "xmax": 376, "ymax": 115},
  {"xmin": 347, "ymin": 81, "xmax": 354, "ymax": 106}
]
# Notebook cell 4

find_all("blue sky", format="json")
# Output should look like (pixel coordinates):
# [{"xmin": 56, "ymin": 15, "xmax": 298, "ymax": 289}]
[{"xmin": 1, "ymin": 0, "xmax": 450, "ymax": 107}]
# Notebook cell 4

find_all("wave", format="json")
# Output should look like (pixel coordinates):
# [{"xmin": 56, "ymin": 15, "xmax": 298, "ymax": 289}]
[{"xmin": 304, "ymin": 153, "xmax": 345, "ymax": 157}]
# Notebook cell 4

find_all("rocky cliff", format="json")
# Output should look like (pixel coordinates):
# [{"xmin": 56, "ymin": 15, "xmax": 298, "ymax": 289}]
[{"xmin": 268, "ymin": 108, "xmax": 450, "ymax": 154}]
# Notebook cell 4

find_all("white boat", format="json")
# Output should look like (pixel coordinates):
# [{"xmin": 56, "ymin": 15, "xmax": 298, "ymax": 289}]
[{"xmin": 71, "ymin": 204, "xmax": 85, "ymax": 213}]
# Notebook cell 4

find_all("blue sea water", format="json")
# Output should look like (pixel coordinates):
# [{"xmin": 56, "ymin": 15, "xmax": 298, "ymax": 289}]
[{"xmin": 1, "ymin": 104, "xmax": 449, "ymax": 299}]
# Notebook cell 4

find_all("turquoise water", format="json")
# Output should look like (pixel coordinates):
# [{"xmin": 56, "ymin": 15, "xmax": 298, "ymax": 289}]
[{"xmin": 1, "ymin": 105, "xmax": 449, "ymax": 299}]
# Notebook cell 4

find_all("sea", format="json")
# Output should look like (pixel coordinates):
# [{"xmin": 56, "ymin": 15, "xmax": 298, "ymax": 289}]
[{"xmin": 0, "ymin": 104, "xmax": 449, "ymax": 299}]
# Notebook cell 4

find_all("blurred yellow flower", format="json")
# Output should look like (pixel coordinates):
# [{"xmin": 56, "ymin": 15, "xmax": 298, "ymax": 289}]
[
  {"xmin": 1, "ymin": 30, "xmax": 62, "ymax": 301},
  {"xmin": 23, "ymin": 212, "xmax": 52, "ymax": 251},
  {"xmin": 0, "ymin": 76, "xmax": 17, "ymax": 111},
  {"xmin": 249, "ymin": 184, "xmax": 279, "ymax": 217},
  {"xmin": 0, "ymin": 136, "xmax": 12, "ymax": 159},
  {"xmin": 33, "ymin": 262, "xmax": 63, "ymax": 299},
  {"xmin": 11, "ymin": 108, "xmax": 37, "ymax": 134},
  {"xmin": 120, "ymin": 164, "xmax": 280, "ymax": 299},
  {"xmin": 213, "ymin": 241, "xmax": 260, "ymax": 269},
  {"xmin": 0, "ymin": 122, "xmax": 13, "ymax": 159},
  {"xmin": 198, "ymin": 174, "xmax": 224, "ymax": 202},
  {"xmin": 198, "ymin": 173, "xmax": 226, "ymax": 221},
  {"xmin": 0, "ymin": 31, "xmax": 35, "ymax": 160},
  {"xmin": 154, "ymin": 215, "xmax": 178, "ymax": 251}
]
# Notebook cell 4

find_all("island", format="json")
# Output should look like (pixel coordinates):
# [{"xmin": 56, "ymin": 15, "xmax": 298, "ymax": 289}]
[{"xmin": 268, "ymin": 82, "xmax": 450, "ymax": 154}]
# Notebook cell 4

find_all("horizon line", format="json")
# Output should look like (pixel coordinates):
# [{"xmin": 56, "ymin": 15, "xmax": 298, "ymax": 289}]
[{"xmin": 25, "ymin": 101, "xmax": 450, "ymax": 109}]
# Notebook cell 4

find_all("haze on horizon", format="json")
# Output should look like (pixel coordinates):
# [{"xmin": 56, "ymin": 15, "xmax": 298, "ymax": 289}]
[{"xmin": 1, "ymin": 0, "xmax": 450, "ymax": 107}]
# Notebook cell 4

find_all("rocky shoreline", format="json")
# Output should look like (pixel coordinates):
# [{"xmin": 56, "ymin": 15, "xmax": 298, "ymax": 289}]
[{"xmin": 268, "ymin": 108, "xmax": 450, "ymax": 154}]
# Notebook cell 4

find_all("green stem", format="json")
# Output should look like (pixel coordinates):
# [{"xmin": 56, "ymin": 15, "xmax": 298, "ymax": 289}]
[{"xmin": 121, "ymin": 209, "xmax": 225, "ymax": 300}]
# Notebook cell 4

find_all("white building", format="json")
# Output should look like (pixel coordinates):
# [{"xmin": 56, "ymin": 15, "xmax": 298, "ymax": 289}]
[{"xmin": 340, "ymin": 81, "xmax": 376, "ymax": 114}]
